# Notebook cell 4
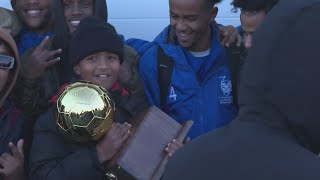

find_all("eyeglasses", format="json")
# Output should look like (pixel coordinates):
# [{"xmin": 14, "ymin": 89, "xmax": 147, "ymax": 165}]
[{"xmin": 0, "ymin": 55, "xmax": 15, "ymax": 69}]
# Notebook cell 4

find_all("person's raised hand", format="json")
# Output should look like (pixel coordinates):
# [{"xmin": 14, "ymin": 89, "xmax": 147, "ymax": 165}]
[
  {"xmin": 0, "ymin": 139, "xmax": 25, "ymax": 180},
  {"xmin": 165, "ymin": 137, "xmax": 190, "ymax": 157},
  {"xmin": 24, "ymin": 36, "xmax": 62, "ymax": 79},
  {"xmin": 219, "ymin": 25, "xmax": 242, "ymax": 47}
]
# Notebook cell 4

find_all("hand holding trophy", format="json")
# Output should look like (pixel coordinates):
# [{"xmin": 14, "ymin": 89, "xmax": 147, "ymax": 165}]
[{"xmin": 55, "ymin": 81, "xmax": 193, "ymax": 180}]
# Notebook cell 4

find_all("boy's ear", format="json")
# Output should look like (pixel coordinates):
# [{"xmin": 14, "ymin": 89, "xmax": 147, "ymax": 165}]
[
  {"xmin": 210, "ymin": 7, "xmax": 218, "ymax": 21},
  {"xmin": 73, "ymin": 65, "xmax": 80, "ymax": 75}
]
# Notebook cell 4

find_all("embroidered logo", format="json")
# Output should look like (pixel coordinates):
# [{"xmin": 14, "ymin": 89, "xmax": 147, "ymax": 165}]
[{"xmin": 218, "ymin": 76, "xmax": 233, "ymax": 104}]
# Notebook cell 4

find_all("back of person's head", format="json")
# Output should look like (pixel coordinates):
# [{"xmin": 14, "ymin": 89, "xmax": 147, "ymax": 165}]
[
  {"xmin": 69, "ymin": 16, "xmax": 124, "ymax": 67},
  {"xmin": 232, "ymin": 0, "xmax": 279, "ymax": 13},
  {"xmin": 237, "ymin": 0, "xmax": 320, "ymax": 153}
]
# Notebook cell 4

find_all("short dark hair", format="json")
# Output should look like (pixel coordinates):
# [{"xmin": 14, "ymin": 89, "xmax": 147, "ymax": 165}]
[
  {"xmin": 208, "ymin": 0, "xmax": 222, "ymax": 6},
  {"xmin": 232, "ymin": 0, "xmax": 279, "ymax": 13},
  {"xmin": 170, "ymin": 0, "xmax": 222, "ymax": 10},
  {"xmin": 205, "ymin": 0, "xmax": 222, "ymax": 10},
  {"xmin": 196, "ymin": 0, "xmax": 222, "ymax": 11}
]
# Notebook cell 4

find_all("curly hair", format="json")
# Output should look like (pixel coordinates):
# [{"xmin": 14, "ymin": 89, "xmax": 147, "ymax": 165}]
[
  {"xmin": 203, "ymin": 0, "xmax": 222, "ymax": 10},
  {"xmin": 231, "ymin": 0, "xmax": 279, "ymax": 13}
]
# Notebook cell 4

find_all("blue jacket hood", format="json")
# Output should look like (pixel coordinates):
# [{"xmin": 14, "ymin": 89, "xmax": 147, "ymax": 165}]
[{"xmin": 237, "ymin": 0, "xmax": 320, "ymax": 153}]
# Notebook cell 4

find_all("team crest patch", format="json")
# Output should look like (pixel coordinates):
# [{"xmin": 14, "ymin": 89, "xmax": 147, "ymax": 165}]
[{"xmin": 218, "ymin": 76, "xmax": 233, "ymax": 104}]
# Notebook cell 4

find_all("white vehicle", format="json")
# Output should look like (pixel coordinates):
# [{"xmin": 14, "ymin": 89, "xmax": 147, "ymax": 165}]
[
  {"xmin": 0, "ymin": 0, "xmax": 240, "ymax": 41},
  {"xmin": 108, "ymin": 0, "xmax": 240, "ymax": 41}
]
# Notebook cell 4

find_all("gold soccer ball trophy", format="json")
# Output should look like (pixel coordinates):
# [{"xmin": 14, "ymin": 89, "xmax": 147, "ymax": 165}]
[{"xmin": 55, "ymin": 81, "xmax": 115, "ymax": 143}]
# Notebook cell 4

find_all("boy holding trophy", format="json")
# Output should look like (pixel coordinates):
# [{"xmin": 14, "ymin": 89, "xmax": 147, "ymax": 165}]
[{"xmin": 29, "ymin": 16, "xmax": 185, "ymax": 180}]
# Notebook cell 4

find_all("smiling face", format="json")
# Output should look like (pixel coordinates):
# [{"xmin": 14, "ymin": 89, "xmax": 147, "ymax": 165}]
[
  {"xmin": 13, "ymin": 0, "xmax": 52, "ymax": 33},
  {"xmin": 169, "ymin": 0, "xmax": 216, "ymax": 52},
  {"xmin": 73, "ymin": 52, "xmax": 121, "ymax": 91},
  {"xmin": 63, "ymin": 0, "xmax": 94, "ymax": 33}
]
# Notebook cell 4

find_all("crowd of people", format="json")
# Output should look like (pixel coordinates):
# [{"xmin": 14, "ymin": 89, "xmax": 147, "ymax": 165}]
[{"xmin": 2, "ymin": 0, "xmax": 320, "ymax": 179}]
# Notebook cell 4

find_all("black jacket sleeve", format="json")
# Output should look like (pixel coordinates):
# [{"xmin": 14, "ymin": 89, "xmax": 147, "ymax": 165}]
[
  {"xmin": 29, "ymin": 109, "xmax": 106, "ymax": 180},
  {"xmin": 11, "ymin": 47, "xmax": 61, "ymax": 118},
  {"xmin": 226, "ymin": 43, "xmax": 246, "ymax": 107},
  {"xmin": 11, "ymin": 74, "xmax": 43, "ymax": 117}
]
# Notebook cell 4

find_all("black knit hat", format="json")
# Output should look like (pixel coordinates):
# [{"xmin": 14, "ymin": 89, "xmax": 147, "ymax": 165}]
[{"xmin": 69, "ymin": 16, "xmax": 124, "ymax": 67}]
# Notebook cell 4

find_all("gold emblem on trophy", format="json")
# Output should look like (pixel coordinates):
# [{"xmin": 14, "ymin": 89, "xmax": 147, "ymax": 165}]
[{"xmin": 55, "ymin": 81, "xmax": 115, "ymax": 143}]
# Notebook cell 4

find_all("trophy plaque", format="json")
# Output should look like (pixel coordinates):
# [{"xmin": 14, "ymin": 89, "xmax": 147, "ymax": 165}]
[{"xmin": 109, "ymin": 106, "xmax": 193, "ymax": 180}]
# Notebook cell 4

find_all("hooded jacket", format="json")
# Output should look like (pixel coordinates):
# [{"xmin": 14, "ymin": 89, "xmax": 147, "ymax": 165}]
[
  {"xmin": 0, "ymin": 28, "xmax": 24, "ymax": 154},
  {"xmin": 0, "ymin": 7, "xmax": 21, "ymax": 38},
  {"xmin": 162, "ymin": 0, "xmax": 320, "ymax": 179},
  {"xmin": 0, "ymin": 28, "xmax": 19, "ymax": 106},
  {"xmin": 139, "ymin": 25, "xmax": 238, "ymax": 139}
]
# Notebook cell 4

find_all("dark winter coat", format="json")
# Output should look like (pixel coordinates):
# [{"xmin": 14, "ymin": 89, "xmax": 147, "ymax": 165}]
[{"xmin": 29, "ymin": 83, "xmax": 148, "ymax": 180}]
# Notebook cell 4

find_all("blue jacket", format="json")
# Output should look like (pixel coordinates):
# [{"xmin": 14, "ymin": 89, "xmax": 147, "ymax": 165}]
[
  {"xmin": 139, "ymin": 25, "xmax": 237, "ymax": 139},
  {"xmin": 16, "ymin": 28, "xmax": 53, "ymax": 55}
]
